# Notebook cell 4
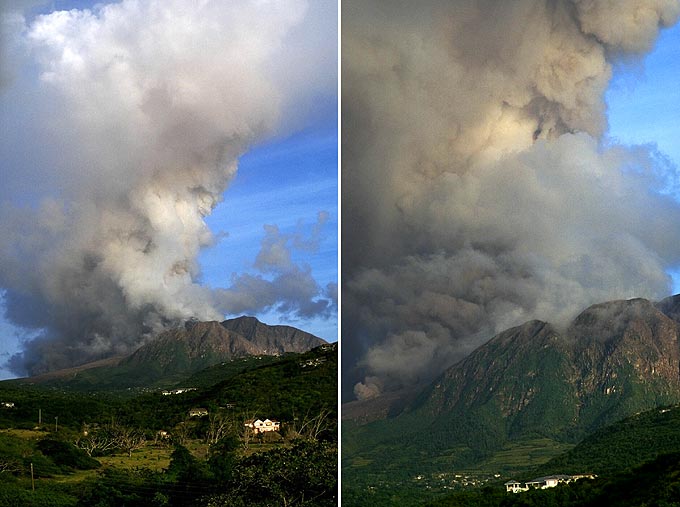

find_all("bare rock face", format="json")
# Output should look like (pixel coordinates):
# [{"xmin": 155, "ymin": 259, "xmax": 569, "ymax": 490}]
[
  {"xmin": 121, "ymin": 316, "xmax": 326, "ymax": 373},
  {"xmin": 405, "ymin": 297, "xmax": 680, "ymax": 443},
  {"xmin": 220, "ymin": 316, "xmax": 326, "ymax": 354},
  {"xmin": 570, "ymin": 299, "xmax": 680, "ymax": 427}
]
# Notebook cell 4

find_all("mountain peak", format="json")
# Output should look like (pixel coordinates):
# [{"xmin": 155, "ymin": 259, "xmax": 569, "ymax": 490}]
[
  {"xmin": 656, "ymin": 293, "xmax": 680, "ymax": 322},
  {"xmin": 220, "ymin": 317, "xmax": 325, "ymax": 353},
  {"xmin": 119, "ymin": 317, "xmax": 324, "ymax": 379},
  {"xmin": 572, "ymin": 297, "xmax": 657, "ymax": 328},
  {"xmin": 569, "ymin": 297, "xmax": 675, "ymax": 351},
  {"xmin": 223, "ymin": 315, "xmax": 261, "ymax": 325},
  {"xmin": 407, "ymin": 293, "xmax": 680, "ymax": 442}
]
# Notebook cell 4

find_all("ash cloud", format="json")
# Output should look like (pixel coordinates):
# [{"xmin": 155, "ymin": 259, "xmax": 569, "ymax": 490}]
[
  {"xmin": 0, "ymin": 0, "xmax": 336, "ymax": 375},
  {"xmin": 343, "ymin": 0, "xmax": 680, "ymax": 400}
]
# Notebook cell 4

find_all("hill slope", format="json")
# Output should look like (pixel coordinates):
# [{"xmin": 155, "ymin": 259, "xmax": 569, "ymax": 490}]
[
  {"xmin": 539, "ymin": 403, "xmax": 680, "ymax": 476},
  {"xmin": 411, "ymin": 298, "xmax": 680, "ymax": 444},
  {"xmin": 343, "ymin": 296, "xmax": 680, "ymax": 504},
  {"xmin": 13, "ymin": 317, "xmax": 326, "ymax": 390}
]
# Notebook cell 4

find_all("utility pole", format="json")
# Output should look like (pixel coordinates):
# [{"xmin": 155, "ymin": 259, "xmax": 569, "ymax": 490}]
[
  {"xmin": 54, "ymin": 416, "xmax": 58, "ymax": 433},
  {"xmin": 38, "ymin": 408, "xmax": 41, "ymax": 426},
  {"xmin": 30, "ymin": 462, "xmax": 35, "ymax": 492}
]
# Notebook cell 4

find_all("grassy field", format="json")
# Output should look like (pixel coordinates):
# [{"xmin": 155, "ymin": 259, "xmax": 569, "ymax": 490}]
[
  {"xmin": 0, "ymin": 428, "xmax": 51, "ymax": 439},
  {"xmin": 98, "ymin": 445, "xmax": 173, "ymax": 472},
  {"xmin": 477, "ymin": 438, "xmax": 575, "ymax": 474}
]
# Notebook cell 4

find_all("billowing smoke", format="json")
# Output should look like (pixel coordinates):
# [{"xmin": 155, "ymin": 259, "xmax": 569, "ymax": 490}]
[
  {"xmin": 0, "ymin": 0, "xmax": 336, "ymax": 375},
  {"xmin": 343, "ymin": 0, "xmax": 680, "ymax": 400}
]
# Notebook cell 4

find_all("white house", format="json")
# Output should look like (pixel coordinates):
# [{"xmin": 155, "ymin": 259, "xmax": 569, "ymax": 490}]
[
  {"xmin": 504, "ymin": 480, "xmax": 527, "ymax": 493},
  {"xmin": 188, "ymin": 408, "xmax": 209, "ymax": 417},
  {"xmin": 244, "ymin": 418, "xmax": 281, "ymax": 434}
]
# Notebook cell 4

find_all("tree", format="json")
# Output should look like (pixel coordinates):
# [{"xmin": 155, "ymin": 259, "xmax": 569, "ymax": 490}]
[
  {"xmin": 75, "ymin": 422, "xmax": 145, "ymax": 458},
  {"xmin": 288, "ymin": 407, "xmax": 333, "ymax": 441},
  {"xmin": 0, "ymin": 458, "xmax": 20, "ymax": 474},
  {"xmin": 205, "ymin": 412, "xmax": 234, "ymax": 445},
  {"xmin": 37, "ymin": 438, "xmax": 100, "ymax": 471},
  {"xmin": 172, "ymin": 422, "xmax": 190, "ymax": 446},
  {"xmin": 75, "ymin": 430, "xmax": 118, "ymax": 457},
  {"xmin": 165, "ymin": 444, "xmax": 213, "ymax": 506},
  {"xmin": 207, "ymin": 435, "xmax": 239, "ymax": 484},
  {"xmin": 209, "ymin": 439, "xmax": 336, "ymax": 506},
  {"xmin": 114, "ymin": 426, "xmax": 146, "ymax": 458}
]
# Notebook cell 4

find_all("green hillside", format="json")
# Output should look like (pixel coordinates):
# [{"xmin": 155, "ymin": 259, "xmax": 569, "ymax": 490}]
[
  {"xmin": 343, "ymin": 298, "xmax": 680, "ymax": 505},
  {"xmin": 0, "ymin": 344, "xmax": 336, "ymax": 433},
  {"xmin": 539, "ymin": 403, "xmax": 680, "ymax": 476},
  {"xmin": 413, "ymin": 402, "xmax": 680, "ymax": 506},
  {"xmin": 0, "ymin": 344, "xmax": 337, "ymax": 506},
  {"xmin": 198, "ymin": 344, "xmax": 338, "ymax": 426},
  {"xmin": 423, "ymin": 452, "xmax": 680, "ymax": 507},
  {"xmin": 178, "ymin": 355, "xmax": 284, "ymax": 388}
]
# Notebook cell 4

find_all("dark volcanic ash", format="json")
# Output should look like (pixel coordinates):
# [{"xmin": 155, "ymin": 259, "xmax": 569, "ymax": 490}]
[{"xmin": 342, "ymin": 0, "xmax": 680, "ymax": 400}]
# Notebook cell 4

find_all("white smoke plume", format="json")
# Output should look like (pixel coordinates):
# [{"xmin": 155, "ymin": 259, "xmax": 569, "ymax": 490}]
[
  {"xmin": 343, "ymin": 0, "xmax": 680, "ymax": 400},
  {"xmin": 0, "ymin": 0, "xmax": 336, "ymax": 374}
]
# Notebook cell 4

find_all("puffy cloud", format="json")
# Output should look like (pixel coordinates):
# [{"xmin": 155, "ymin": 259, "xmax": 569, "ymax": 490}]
[
  {"xmin": 217, "ymin": 213, "xmax": 335, "ymax": 320},
  {"xmin": 342, "ymin": 0, "xmax": 680, "ymax": 399}
]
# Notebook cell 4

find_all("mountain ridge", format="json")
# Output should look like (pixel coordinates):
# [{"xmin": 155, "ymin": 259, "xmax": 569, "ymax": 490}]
[
  {"xmin": 406, "ymin": 297, "xmax": 680, "ymax": 437},
  {"xmin": 343, "ymin": 295, "xmax": 680, "ymax": 503},
  {"xmin": 13, "ymin": 316, "xmax": 326, "ymax": 389}
]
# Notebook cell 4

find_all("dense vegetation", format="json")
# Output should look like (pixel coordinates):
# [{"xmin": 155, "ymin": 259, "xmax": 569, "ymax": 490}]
[
  {"xmin": 423, "ymin": 452, "xmax": 680, "ymax": 507},
  {"xmin": 0, "ymin": 346, "xmax": 335, "ymax": 431},
  {"xmin": 0, "ymin": 345, "xmax": 337, "ymax": 506},
  {"xmin": 6, "ymin": 353, "xmax": 285, "ymax": 392},
  {"xmin": 540, "ymin": 404, "xmax": 680, "ymax": 476},
  {"xmin": 344, "ymin": 402, "xmax": 680, "ymax": 506}
]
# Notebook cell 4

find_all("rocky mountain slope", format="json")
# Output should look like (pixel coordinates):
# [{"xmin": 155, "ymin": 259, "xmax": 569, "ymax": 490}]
[
  {"xmin": 18, "ymin": 316, "xmax": 326, "ymax": 389},
  {"xmin": 413, "ymin": 298, "xmax": 680, "ymax": 440},
  {"xmin": 220, "ymin": 316, "xmax": 326, "ymax": 353},
  {"xmin": 122, "ymin": 316, "xmax": 325, "ymax": 370}
]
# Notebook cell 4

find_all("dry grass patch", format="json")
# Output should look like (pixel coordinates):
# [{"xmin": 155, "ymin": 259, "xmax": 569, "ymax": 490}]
[{"xmin": 97, "ymin": 445, "xmax": 172, "ymax": 472}]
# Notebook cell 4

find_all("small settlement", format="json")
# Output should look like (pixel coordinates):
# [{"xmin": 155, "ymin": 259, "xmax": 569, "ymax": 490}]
[{"xmin": 505, "ymin": 474, "xmax": 596, "ymax": 493}]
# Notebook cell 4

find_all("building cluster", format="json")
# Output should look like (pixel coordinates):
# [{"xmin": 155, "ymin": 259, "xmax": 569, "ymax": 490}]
[
  {"xmin": 300, "ymin": 357, "xmax": 327, "ymax": 368},
  {"xmin": 188, "ymin": 408, "xmax": 209, "ymax": 417},
  {"xmin": 504, "ymin": 474, "xmax": 596, "ymax": 493},
  {"xmin": 162, "ymin": 387, "xmax": 197, "ymax": 396}
]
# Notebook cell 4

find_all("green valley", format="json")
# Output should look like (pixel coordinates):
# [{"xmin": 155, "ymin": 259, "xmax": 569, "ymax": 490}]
[{"xmin": 0, "ymin": 337, "xmax": 337, "ymax": 507}]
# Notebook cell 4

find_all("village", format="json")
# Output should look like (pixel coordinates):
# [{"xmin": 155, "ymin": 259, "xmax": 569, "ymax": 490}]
[
  {"xmin": 504, "ymin": 474, "xmax": 597, "ymax": 493},
  {"xmin": 388, "ymin": 469, "xmax": 598, "ymax": 497}
]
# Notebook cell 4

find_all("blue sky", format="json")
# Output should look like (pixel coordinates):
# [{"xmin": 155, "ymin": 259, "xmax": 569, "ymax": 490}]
[
  {"xmin": 199, "ymin": 111, "xmax": 338, "ymax": 340},
  {"xmin": 606, "ymin": 21, "xmax": 680, "ymax": 292}
]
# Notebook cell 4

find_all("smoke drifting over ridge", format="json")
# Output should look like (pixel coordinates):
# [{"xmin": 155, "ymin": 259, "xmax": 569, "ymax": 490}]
[
  {"xmin": 0, "ymin": 0, "xmax": 336, "ymax": 375},
  {"xmin": 343, "ymin": 0, "xmax": 680, "ymax": 400}
]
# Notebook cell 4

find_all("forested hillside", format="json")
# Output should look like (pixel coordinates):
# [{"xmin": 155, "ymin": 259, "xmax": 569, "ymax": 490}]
[{"xmin": 0, "ymin": 344, "xmax": 337, "ymax": 506}]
